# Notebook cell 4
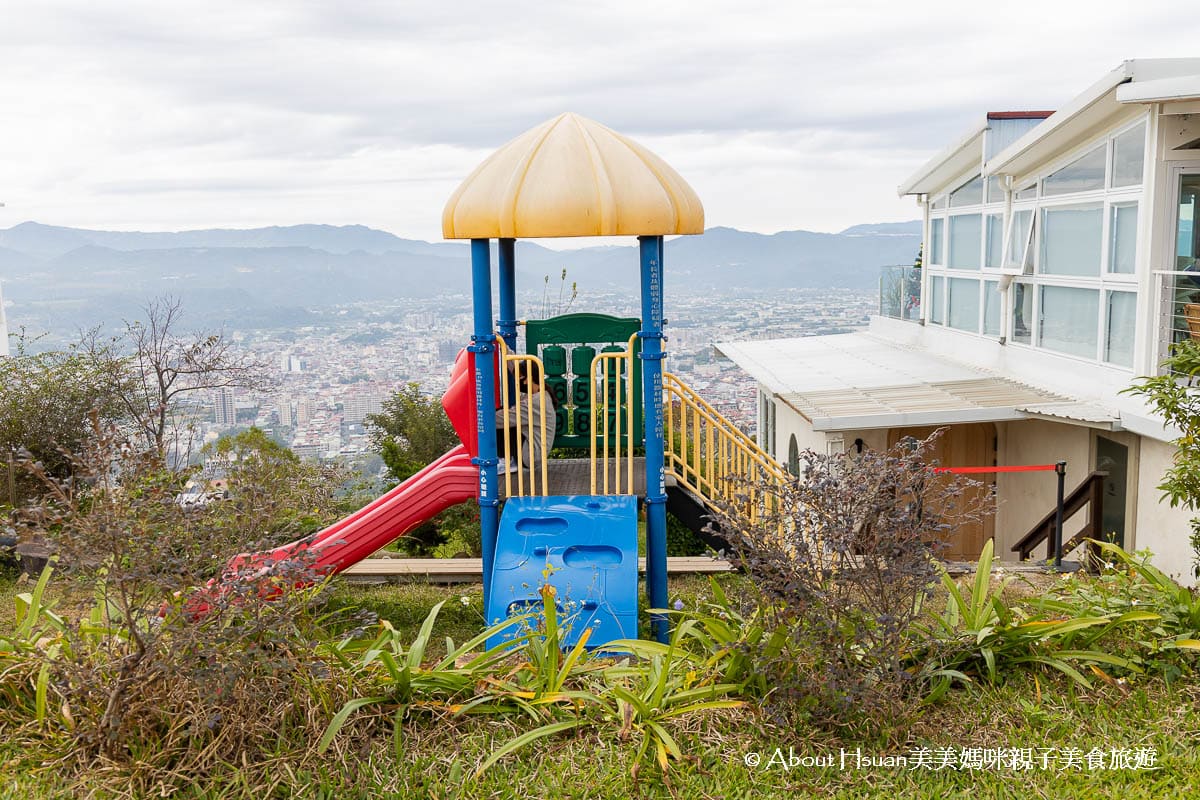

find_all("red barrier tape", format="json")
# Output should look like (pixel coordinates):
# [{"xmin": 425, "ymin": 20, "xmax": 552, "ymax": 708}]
[{"xmin": 934, "ymin": 464, "xmax": 1058, "ymax": 474}]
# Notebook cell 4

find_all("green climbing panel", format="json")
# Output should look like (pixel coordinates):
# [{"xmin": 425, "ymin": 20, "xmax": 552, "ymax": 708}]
[{"xmin": 524, "ymin": 313, "xmax": 643, "ymax": 450}]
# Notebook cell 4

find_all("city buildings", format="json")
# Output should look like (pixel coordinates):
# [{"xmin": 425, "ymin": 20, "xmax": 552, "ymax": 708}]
[
  {"xmin": 719, "ymin": 59, "xmax": 1200, "ymax": 581},
  {"xmin": 179, "ymin": 284, "xmax": 870, "ymax": 477}
]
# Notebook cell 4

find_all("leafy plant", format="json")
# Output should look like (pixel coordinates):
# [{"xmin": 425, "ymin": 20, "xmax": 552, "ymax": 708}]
[
  {"xmin": 593, "ymin": 621, "xmax": 743, "ymax": 779},
  {"xmin": 918, "ymin": 539, "xmax": 1137, "ymax": 692},
  {"xmin": 320, "ymin": 588, "xmax": 743, "ymax": 782},
  {"xmin": 1032, "ymin": 540, "xmax": 1200, "ymax": 682},
  {"xmin": 0, "ymin": 563, "xmax": 68, "ymax": 725}
]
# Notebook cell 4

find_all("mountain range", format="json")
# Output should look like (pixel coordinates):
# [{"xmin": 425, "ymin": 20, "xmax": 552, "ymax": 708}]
[{"xmin": 0, "ymin": 221, "xmax": 920, "ymax": 334}]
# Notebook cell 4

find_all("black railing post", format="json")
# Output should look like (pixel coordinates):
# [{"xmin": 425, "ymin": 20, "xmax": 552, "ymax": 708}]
[{"xmin": 1054, "ymin": 461, "xmax": 1066, "ymax": 569}]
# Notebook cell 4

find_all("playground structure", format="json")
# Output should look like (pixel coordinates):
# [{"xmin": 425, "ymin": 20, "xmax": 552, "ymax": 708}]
[
  {"xmin": 218, "ymin": 113, "xmax": 1089, "ymax": 642},
  {"xmin": 226, "ymin": 113, "xmax": 790, "ymax": 644}
]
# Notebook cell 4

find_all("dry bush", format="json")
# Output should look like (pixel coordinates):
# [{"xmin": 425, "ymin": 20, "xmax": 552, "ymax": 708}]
[
  {"xmin": 709, "ymin": 432, "xmax": 991, "ymax": 732},
  {"xmin": 6, "ymin": 418, "xmax": 368, "ymax": 793}
]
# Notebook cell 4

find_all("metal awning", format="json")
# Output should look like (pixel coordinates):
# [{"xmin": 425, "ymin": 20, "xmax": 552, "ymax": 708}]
[{"xmin": 714, "ymin": 333, "xmax": 1120, "ymax": 432}]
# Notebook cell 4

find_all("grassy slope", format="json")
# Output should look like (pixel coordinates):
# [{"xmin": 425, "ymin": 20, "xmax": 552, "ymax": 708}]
[{"xmin": 2, "ymin": 570, "xmax": 1199, "ymax": 798}]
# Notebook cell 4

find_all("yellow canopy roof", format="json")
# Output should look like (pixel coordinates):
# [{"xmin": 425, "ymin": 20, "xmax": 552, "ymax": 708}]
[{"xmin": 442, "ymin": 112, "xmax": 705, "ymax": 239}]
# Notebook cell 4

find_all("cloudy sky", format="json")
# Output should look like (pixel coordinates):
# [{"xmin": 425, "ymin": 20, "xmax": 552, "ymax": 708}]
[{"xmin": 0, "ymin": 1, "xmax": 1194, "ymax": 244}]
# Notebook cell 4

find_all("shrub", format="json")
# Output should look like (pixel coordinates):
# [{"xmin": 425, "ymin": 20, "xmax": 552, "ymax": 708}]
[
  {"xmin": 708, "ymin": 432, "xmax": 990, "ymax": 730},
  {"xmin": 915, "ymin": 540, "xmax": 1144, "ymax": 694},
  {"xmin": 4, "ymin": 420, "xmax": 367, "ymax": 793},
  {"xmin": 1031, "ymin": 540, "xmax": 1200, "ymax": 683},
  {"xmin": 665, "ymin": 511, "xmax": 708, "ymax": 557}
]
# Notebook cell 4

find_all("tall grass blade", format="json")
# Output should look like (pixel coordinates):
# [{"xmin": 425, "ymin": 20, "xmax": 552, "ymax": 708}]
[{"xmin": 474, "ymin": 720, "xmax": 579, "ymax": 777}]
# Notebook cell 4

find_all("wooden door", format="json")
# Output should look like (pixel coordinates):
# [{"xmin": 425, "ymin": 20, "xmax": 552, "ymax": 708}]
[{"xmin": 887, "ymin": 423, "xmax": 997, "ymax": 560}]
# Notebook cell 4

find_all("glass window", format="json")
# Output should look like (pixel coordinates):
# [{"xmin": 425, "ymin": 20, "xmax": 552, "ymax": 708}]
[
  {"xmin": 949, "ymin": 175, "xmax": 984, "ymax": 207},
  {"xmin": 1105, "ymin": 291, "xmax": 1136, "ymax": 367},
  {"xmin": 983, "ymin": 280, "xmax": 1001, "ymax": 335},
  {"xmin": 1012, "ymin": 283, "xmax": 1033, "ymax": 344},
  {"xmin": 931, "ymin": 196, "xmax": 947, "ymax": 211},
  {"xmin": 1178, "ymin": 175, "xmax": 1200, "ymax": 269},
  {"xmin": 986, "ymin": 176, "xmax": 1005, "ymax": 204},
  {"xmin": 1111, "ymin": 123, "xmax": 1146, "ymax": 188},
  {"xmin": 930, "ymin": 276, "xmax": 945, "ymax": 324},
  {"xmin": 758, "ymin": 391, "xmax": 777, "ymax": 457},
  {"xmin": 948, "ymin": 214, "xmax": 982, "ymax": 269},
  {"xmin": 1042, "ymin": 143, "xmax": 1107, "ymax": 196},
  {"xmin": 1004, "ymin": 209, "xmax": 1034, "ymax": 271},
  {"xmin": 1039, "ymin": 286, "xmax": 1099, "ymax": 358},
  {"xmin": 1040, "ymin": 204, "xmax": 1103, "ymax": 276},
  {"xmin": 948, "ymin": 278, "xmax": 980, "ymax": 332},
  {"xmin": 1014, "ymin": 184, "xmax": 1037, "ymax": 201},
  {"xmin": 985, "ymin": 213, "xmax": 1004, "ymax": 268},
  {"xmin": 1109, "ymin": 202, "xmax": 1138, "ymax": 274},
  {"xmin": 929, "ymin": 218, "xmax": 945, "ymax": 265}
]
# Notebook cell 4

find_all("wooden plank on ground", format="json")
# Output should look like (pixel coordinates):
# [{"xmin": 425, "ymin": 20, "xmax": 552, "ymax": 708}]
[{"xmin": 341, "ymin": 555, "xmax": 733, "ymax": 583}]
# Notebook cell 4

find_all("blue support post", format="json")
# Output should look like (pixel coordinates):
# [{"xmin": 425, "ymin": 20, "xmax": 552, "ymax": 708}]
[
  {"xmin": 498, "ymin": 238, "xmax": 517, "ymax": 351},
  {"xmin": 470, "ymin": 239, "xmax": 500, "ymax": 605},
  {"xmin": 638, "ymin": 235, "xmax": 669, "ymax": 643}
]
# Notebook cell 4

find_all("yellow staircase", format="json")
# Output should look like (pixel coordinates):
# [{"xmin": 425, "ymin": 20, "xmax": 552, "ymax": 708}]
[{"xmin": 663, "ymin": 373, "xmax": 789, "ymax": 527}]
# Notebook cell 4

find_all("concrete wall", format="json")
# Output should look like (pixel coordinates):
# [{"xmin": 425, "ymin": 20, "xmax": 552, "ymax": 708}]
[
  {"xmin": 994, "ymin": 420, "xmax": 1091, "ymax": 559},
  {"xmin": 1135, "ymin": 437, "xmax": 1196, "ymax": 586},
  {"xmin": 776, "ymin": 401, "xmax": 828, "ymax": 458}
]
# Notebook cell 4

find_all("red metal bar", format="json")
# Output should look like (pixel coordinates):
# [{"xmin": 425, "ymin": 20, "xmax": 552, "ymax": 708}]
[{"xmin": 933, "ymin": 464, "xmax": 1058, "ymax": 474}]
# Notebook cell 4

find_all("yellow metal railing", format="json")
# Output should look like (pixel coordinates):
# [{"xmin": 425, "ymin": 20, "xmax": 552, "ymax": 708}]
[
  {"xmin": 496, "ymin": 338, "xmax": 549, "ymax": 497},
  {"xmin": 590, "ymin": 335, "xmax": 638, "ymax": 495},
  {"xmin": 664, "ymin": 372, "xmax": 789, "ymax": 525}
]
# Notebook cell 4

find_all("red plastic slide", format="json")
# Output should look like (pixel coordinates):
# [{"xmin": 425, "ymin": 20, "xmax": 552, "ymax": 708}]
[
  {"xmin": 226, "ymin": 445, "xmax": 478, "ymax": 577},
  {"xmin": 221, "ymin": 349, "xmax": 487, "ymax": 582}
]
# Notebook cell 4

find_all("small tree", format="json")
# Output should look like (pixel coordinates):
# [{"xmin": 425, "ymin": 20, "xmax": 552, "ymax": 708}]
[
  {"xmin": 367, "ymin": 382, "xmax": 473, "ymax": 555},
  {"xmin": 201, "ymin": 427, "xmax": 348, "ymax": 549},
  {"xmin": 1125, "ymin": 341, "xmax": 1200, "ymax": 577},
  {"xmin": 0, "ymin": 334, "xmax": 130, "ymax": 505},
  {"xmin": 83, "ymin": 296, "xmax": 270, "ymax": 468},
  {"xmin": 709, "ymin": 432, "xmax": 989, "ymax": 729},
  {"xmin": 367, "ymin": 382, "xmax": 459, "ymax": 483}
]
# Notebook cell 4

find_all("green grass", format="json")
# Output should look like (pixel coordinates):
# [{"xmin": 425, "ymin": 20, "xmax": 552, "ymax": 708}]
[{"xmin": 3, "ymin": 568, "xmax": 1200, "ymax": 798}]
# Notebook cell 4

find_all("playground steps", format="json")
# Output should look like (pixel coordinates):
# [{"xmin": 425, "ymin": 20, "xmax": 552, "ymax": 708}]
[
  {"xmin": 486, "ymin": 495, "xmax": 639, "ymax": 648},
  {"xmin": 499, "ymin": 457, "xmax": 677, "ymax": 499},
  {"xmin": 341, "ymin": 555, "xmax": 733, "ymax": 584},
  {"xmin": 665, "ymin": 484, "xmax": 730, "ymax": 552}
]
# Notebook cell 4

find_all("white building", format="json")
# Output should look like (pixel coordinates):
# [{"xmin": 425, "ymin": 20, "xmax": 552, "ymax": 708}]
[
  {"xmin": 213, "ymin": 388, "xmax": 237, "ymax": 428},
  {"xmin": 342, "ymin": 393, "xmax": 383, "ymax": 425},
  {"xmin": 278, "ymin": 397, "xmax": 294, "ymax": 428},
  {"xmin": 718, "ymin": 59, "xmax": 1200, "ymax": 582}
]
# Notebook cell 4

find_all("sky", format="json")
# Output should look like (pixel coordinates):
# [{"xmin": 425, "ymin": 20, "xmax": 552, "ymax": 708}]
[{"xmin": 0, "ymin": 0, "xmax": 1196, "ymax": 245}]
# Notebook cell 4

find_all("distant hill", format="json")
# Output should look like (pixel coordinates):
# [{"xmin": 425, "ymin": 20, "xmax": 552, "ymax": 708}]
[
  {"xmin": 839, "ymin": 221, "xmax": 923, "ymax": 236},
  {"xmin": 0, "ymin": 221, "xmax": 920, "ymax": 334}
]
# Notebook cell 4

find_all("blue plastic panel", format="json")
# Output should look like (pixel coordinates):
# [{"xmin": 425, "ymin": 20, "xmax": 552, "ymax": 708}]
[{"xmin": 486, "ymin": 495, "xmax": 638, "ymax": 650}]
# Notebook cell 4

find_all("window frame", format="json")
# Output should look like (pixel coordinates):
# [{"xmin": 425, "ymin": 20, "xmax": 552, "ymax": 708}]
[{"xmin": 919, "ymin": 116, "xmax": 1145, "ymax": 367}]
